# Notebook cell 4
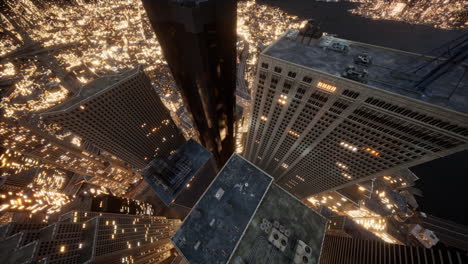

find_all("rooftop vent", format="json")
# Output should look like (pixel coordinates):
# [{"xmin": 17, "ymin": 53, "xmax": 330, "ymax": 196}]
[
  {"xmin": 354, "ymin": 54, "xmax": 372, "ymax": 66},
  {"xmin": 328, "ymin": 41, "xmax": 350, "ymax": 54},
  {"xmin": 342, "ymin": 66, "xmax": 368, "ymax": 84},
  {"xmin": 294, "ymin": 240, "xmax": 312, "ymax": 264}
]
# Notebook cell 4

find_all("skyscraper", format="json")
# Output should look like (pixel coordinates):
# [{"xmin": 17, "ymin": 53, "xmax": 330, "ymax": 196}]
[
  {"xmin": 0, "ymin": 168, "xmax": 38, "ymax": 190},
  {"xmin": 57, "ymin": 182, "xmax": 156, "ymax": 218},
  {"xmin": 244, "ymin": 25, "xmax": 468, "ymax": 199},
  {"xmin": 0, "ymin": 211, "xmax": 180, "ymax": 264},
  {"xmin": 320, "ymin": 235, "xmax": 468, "ymax": 264},
  {"xmin": 142, "ymin": 0, "xmax": 236, "ymax": 164},
  {"xmin": 41, "ymin": 66, "xmax": 186, "ymax": 169},
  {"xmin": 172, "ymin": 154, "xmax": 327, "ymax": 263},
  {"xmin": 0, "ymin": 118, "xmax": 138, "ymax": 194}
]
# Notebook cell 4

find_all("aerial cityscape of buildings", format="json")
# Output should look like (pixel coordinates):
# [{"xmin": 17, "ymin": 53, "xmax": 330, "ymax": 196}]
[{"xmin": 1, "ymin": 0, "xmax": 467, "ymax": 263}]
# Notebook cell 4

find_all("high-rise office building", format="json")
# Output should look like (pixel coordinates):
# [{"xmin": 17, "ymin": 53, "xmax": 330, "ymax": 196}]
[
  {"xmin": 142, "ymin": 0, "xmax": 236, "ymax": 164},
  {"xmin": 320, "ymin": 235, "xmax": 468, "ymax": 264},
  {"xmin": 0, "ymin": 168, "xmax": 38, "ymax": 190},
  {"xmin": 0, "ymin": 118, "xmax": 138, "ymax": 195},
  {"xmin": 0, "ymin": 211, "xmax": 180, "ymax": 264},
  {"xmin": 244, "ymin": 24, "xmax": 468, "ymax": 199},
  {"xmin": 0, "ymin": 186, "xmax": 71, "ymax": 217},
  {"xmin": 307, "ymin": 170, "xmax": 427, "ymax": 245},
  {"xmin": 172, "ymin": 154, "xmax": 327, "ymax": 263},
  {"xmin": 57, "ymin": 182, "xmax": 156, "ymax": 218},
  {"xmin": 325, "ymin": 215, "xmax": 381, "ymax": 241},
  {"xmin": 41, "ymin": 66, "xmax": 185, "ymax": 169}
]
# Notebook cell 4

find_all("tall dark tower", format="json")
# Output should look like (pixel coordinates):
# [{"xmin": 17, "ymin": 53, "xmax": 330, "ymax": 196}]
[{"xmin": 142, "ymin": 0, "xmax": 236, "ymax": 165}]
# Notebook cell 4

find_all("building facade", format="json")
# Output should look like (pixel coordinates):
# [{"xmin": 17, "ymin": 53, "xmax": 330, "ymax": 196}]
[
  {"xmin": 41, "ymin": 66, "xmax": 185, "ymax": 169},
  {"xmin": 0, "ymin": 211, "xmax": 180, "ymax": 264},
  {"xmin": 320, "ymin": 235, "xmax": 468, "ymax": 264},
  {"xmin": 142, "ymin": 0, "xmax": 236, "ymax": 165},
  {"xmin": 244, "ymin": 26, "xmax": 468, "ymax": 199},
  {"xmin": 0, "ymin": 118, "xmax": 137, "ymax": 195},
  {"xmin": 56, "ymin": 182, "xmax": 155, "ymax": 219}
]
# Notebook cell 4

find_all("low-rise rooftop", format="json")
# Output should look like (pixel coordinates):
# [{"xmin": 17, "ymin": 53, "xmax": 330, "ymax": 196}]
[{"xmin": 143, "ymin": 139, "xmax": 215, "ymax": 207}]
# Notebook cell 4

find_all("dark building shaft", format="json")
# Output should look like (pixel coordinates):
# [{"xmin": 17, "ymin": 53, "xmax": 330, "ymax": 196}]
[{"xmin": 142, "ymin": 0, "xmax": 236, "ymax": 165}]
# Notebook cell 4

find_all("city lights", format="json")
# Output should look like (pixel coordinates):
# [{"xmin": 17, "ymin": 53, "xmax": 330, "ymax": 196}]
[
  {"xmin": 336, "ymin": 162, "xmax": 348, "ymax": 170},
  {"xmin": 362, "ymin": 147, "xmax": 380, "ymax": 157},
  {"xmin": 339, "ymin": 142, "xmax": 357, "ymax": 152},
  {"xmin": 350, "ymin": 1, "xmax": 465, "ymax": 29},
  {"xmin": 317, "ymin": 81, "xmax": 337, "ymax": 93},
  {"xmin": 0, "ymin": 0, "xmax": 464, "ymax": 261},
  {"xmin": 288, "ymin": 130, "xmax": 300, "ymax": 137}
]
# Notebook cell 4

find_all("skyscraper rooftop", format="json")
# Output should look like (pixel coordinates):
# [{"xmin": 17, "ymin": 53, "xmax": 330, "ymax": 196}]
[
  {"xmin": 43, "ymin": 67, "xmax": 140, "ymax": 114},
  {"xmin": 264, "ymin": 30, "xmax": 468, "ymax": 114},
  {"xmin": 41, "ymin": 66, "xmax": 185, "ymax": 169},
  {"xmin": 143, "ymin": 139, "xmax": 217, "ymax": 207},
  {"xmin": 171, "ymin": 154, "xmax": 327, "ymax": 263}
]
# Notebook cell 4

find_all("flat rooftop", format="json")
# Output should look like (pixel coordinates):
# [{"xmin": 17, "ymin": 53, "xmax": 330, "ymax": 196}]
[
  {"xmin": 230, "ymin": 184, "xmax": 327, "ymax": 264},
  {"xmin": 264, "ymin": 31, "xmax": 468, "ymax": 115},
  {"xmin": 145, "ymin": 139, "xmax": 214, "ymax": 207},
  {"xmin": 171, "ymin": 154, "xmax": 273, "ymax": 263},
  {"xmin": 42, "ymin": 66, "xmax": 141, "ymax": 115},
  {"xmin": 171, "ymin": 154, "xmax": 327, "ymax": 263}
]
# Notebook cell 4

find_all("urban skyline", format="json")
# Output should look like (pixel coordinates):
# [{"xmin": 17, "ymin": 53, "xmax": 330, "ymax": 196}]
[{"xmin": 1, "ymin": 0, "xmax": 467, "ymax": 263}]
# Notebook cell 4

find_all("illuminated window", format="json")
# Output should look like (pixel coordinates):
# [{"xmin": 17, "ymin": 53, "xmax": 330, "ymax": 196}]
[
  {"xmin": 317, "ymin": 81, "xmax": 337, "ymax": 93},
  {"xmin": 59, "ymin": 245, "xmax": 66, "ymax": 253},
  {"xmin": 336, "ymin": 162, "xmax": 348, "ymax": 170},
  {"xmin": 362, "ymin": 147, "xmax": 380, "ymax": 156},
  {"xmin": 341, "ymin": 172, "xmax": 352, "ymax": 179},
  {"xmin": 288, "ymin": 130, "xmax": 300, "ymax": 137},
  {"xmin": 281, "ymin": 163, "xmax": 289, "ymax": 169},
  {"xmin": 277, "ymin": 94, "xmax": 287, "ymax": 105},
  {"xmin": 340, "ymin": 142, "xmax": 357, "ymax": 152},
  {"xmin": 307, "ymin": 197, "xmax": 319, "ymax": 205},
  {"xmin": 295, "ymin": 175, "xmax": 305, "ymax": 182},
  {"xmin": 260, "ymin": 115, "xmax": 268, "ymax": 121}
]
